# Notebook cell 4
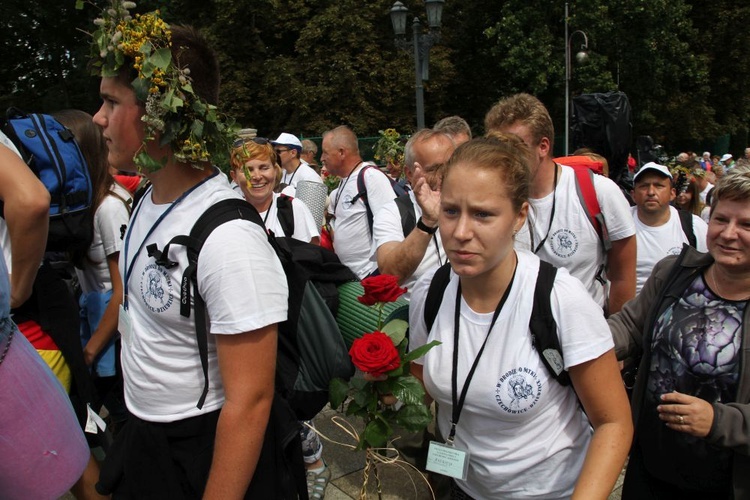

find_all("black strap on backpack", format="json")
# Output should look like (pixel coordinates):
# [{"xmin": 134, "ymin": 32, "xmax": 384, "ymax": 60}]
[
  {"xmin": 423, "ymin": 260, "xmax": 569, "ymax": 386},
  {"xmin": 351, "ymin": 165, "xmax": 404, "ymax": 234},
  {"xmin": 394, "ymin": 193, "xmax": 416, "ymax": 237},
  {"xmin": 677, "ymin": 209, "xmax": 697, "ymax": 248},
  {"xmin": 276, "ymin": 194, "xmax": 296, "ymax": 237},
  {"xmin": 147, "ymin": 198, "xmax": 266, "ymax": 409}
]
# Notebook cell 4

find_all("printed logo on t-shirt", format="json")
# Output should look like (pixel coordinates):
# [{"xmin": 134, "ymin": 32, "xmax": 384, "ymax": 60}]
[
  {"xmin": 667, "ymin": 246, "xmax": 682, "ymax": 256},
  {"xmin": 140, "ymin": 263, "xmax": 174, "ymax": 313},
  {"xmin": 495, "ymin": 367, "xmax": 542, "ymax": 414},
  {"xmin": 549, "ymin": 228, "xmax": 578, "ymax": 258}
]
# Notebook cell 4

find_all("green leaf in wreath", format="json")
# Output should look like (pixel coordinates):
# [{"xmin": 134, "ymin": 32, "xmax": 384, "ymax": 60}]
[
  {"xmin": 401, "ymin": 339, "xmax": 442, "ymax": 364},
  {"xmin": 150, "ymin": 47, "xmax": 172, "ymax": 70},
  {"xmin": 382, "ymin": 319, "xmax": 408, "ymax": 346},
  {"xmin": 395, "ymin": 402, "xmax": 433, "ymax": 431},
  {"xmin": 329, "ymin": 377, "xmax": 350, "ymax": 409}
]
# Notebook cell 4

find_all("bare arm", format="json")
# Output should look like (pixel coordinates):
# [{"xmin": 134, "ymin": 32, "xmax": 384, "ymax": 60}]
[
  {"xmin": 377, "ymin": 164, "xmax": 440, "ymax": 283},
  {"xmin": 569, "ymin": 349, "xmax": 633, "ymax": 499},
  {"xmin": 0, "ymin": 144, "xmax": 50, "ymax": 307},
  {"xmin": 203, "ymin": 324, "xmax": 277, "ymax": 499},
  {"xmin": 606, "ymin": 235, "xmax": 636, "ymax": 314},
  {"xmin": 83, "ymin": 253, "xmax": 123, "ymax": 365}
]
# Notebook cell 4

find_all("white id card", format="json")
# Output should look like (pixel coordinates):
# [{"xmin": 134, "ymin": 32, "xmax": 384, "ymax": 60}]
[
  {"xmin": 118, "ymin": 304, "xmax": 133, "ymax": 345},
  {"xmin": 425, "ymin": 441, "xmax": 470, "ymax": 480}
]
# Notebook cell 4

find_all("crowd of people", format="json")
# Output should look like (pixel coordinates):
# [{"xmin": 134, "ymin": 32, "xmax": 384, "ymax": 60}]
[{"xmin": 2, "ymin": 3, "xmax": 750, "ymax": 500}]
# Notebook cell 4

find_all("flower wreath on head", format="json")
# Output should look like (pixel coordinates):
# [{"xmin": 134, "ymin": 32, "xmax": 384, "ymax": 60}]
[
  {"xmin": 80, "ymin": 0, "xmax": 235, "ymax": 172},
  {"xmin": 373, "ymin": 128, "xmax": 406, "ymax": 168}
]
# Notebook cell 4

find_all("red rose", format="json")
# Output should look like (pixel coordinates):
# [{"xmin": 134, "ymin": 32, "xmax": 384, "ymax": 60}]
[
  {"xmin": 357, "ymin": 274, "xmax": 407, "ymax": 306},
  {"xmin": 349, "ymin": 331, "xmax": 401, "ymax": 377}
]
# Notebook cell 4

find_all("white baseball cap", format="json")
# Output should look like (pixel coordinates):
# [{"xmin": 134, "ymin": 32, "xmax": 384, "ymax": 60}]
[
  {"xmin": 633, "ymin": 162, "xmax": 672, "ymax": 183},
  {"xmin": 720, "ymin": 153, "xmax": 733, "ymax": 162},
  {"xmin": 271, "ymin": 132, "xmax": 302, "ymax": 151}
]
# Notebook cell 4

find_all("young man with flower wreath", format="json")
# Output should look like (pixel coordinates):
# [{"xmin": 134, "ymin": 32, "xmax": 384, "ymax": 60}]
[{"xmin": 87, "ymin": 3, "xmax": 288, "ymax": 497}]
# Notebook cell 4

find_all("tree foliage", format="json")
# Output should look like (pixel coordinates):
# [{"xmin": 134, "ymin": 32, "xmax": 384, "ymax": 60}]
[{"xmin": 0, "ymin": 0, "xmax": 747, "ymax": 152}]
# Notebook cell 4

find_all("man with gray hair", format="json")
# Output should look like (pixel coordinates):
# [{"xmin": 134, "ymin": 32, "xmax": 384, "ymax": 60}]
[
  {"xmin": 433, "ymin": 115, "xmax": 472, "ymax": 145},
  {"xmin": 373, "ymin": 129, "xmax": 455, "ymax": 299},
  {"xmin": 323, "ymin": 126, "xmax": 395, "ymax": 278},
  {"xmin": 300, "ymin": 139, "xmax": 319, "ymax": 170}
]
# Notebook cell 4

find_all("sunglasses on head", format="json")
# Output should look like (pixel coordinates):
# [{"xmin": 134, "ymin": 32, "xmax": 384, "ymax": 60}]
[{"xmin": 233, "ymin": 137, "xmax": 270, "ymax": 148}]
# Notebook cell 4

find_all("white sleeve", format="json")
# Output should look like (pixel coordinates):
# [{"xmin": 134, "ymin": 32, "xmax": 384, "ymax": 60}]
[
  {"xmin": 692, "ymin": 214, "xmax": 709, "ymax": 252},
  {"xmin": 291, "ymin": 198, "xmax": 320, "ymax": 242},
  {"xmin": 364, "ymin": 168, "xmax": 398, "ymax": 216},
  {"xmin": 97, "ymin": 194, "xmax": 131, "ymax": 257},
  {"xmin": 551, "ymin": 268, "xmax": 614, "ymax": 368},
  {"xmin": 373, "ymin": 199, "xmax": 405, "ymax": 249},
  {"xmin": 198, "ymin": 219, "xmax": 288, "ymax": 335},
  {"xmin": 594, "ymin": 175, "xmax": 636, "ymax": 241}
]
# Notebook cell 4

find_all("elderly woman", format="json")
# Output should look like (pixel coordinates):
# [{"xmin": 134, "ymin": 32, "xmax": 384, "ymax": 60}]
[
  {"xmin": 230, "ymin": 137, "xmax": 320, "ymax": 246},
  {"xmin": 609, "ymin": 168, "xmax": 750, "ymax": 498}
]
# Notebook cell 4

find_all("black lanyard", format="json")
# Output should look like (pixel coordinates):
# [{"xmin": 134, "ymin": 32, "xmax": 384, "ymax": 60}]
[
  {"xmin": 122, "ymin": 171, "xmax": 216, "ymax": 309},
  {"xmin": 529, "ymin": 164, "xmax": 558, "ymax": 253},
  {"xmin": 448, "ymin": 261, "xmax": 518, "ymax": 444}
]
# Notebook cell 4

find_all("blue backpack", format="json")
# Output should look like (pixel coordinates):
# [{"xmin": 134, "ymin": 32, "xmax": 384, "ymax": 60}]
[{"xmin": 2, "ymin": 108, "xmax": 93, "ymax": 253}]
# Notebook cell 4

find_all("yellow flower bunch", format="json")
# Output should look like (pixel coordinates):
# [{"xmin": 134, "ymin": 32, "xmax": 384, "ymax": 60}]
[
  {"xmin": 80, "ymin": 0, "xmax": 235, "ymax": 172},
  {"xmin": 373, "ymin": 128, "xmax": 406, "ymax": 167}
]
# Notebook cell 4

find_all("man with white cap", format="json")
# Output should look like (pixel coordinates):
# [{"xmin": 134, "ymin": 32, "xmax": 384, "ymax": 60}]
[
  {"xmin": 271, "ymin": 132, "xmax": 323, "ymax": 197},
  {"xmin": 630, "ymin": 162, "xmax": 707, "ymax": 294},
  {"xmin": 720, "ymin": 153, "xmax": 736, "ymax": 172}
]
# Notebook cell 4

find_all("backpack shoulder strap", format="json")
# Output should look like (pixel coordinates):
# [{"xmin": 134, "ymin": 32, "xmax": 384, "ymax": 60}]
[
  {"xmin": 150, "ymin": 198, "xmax": 265, "ymax": 409},
  {"xmin": 394, "ymin": 193, "xmax": 416, "ymax": 237},
  {"xmin": 677, "ymin": 209, "xmax": 697, "ymax": 248},
  {"xmin": 571, "ymin": 165, "xmax": 612, "ymax": 252},
  {"xmin": 351, "ymin": 164, "xmax": 377, "ymax": 233},
  {"xmin": 529, "ymin": 260, "xmax": 571, "ymax": 386},
  {"xmin": 423, "ymin": 262, "xmax": 452, "ymax": 332},
  {"xmin": 276, "ymin": 194, "xmax": 296, "ymax": 237}
]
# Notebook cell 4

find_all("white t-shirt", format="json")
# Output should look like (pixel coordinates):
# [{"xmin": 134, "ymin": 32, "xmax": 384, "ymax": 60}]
[
  {"xmin": 409, "ymin": 251, "xmax": 613, "ymax": 499},
  {"xmin": 280, "ymin": 162, "xmax": 323, "ymax": 197},
  {"xmin": 0, "ymin": 132, "xmax": 20, "ymax": 270},
  {"xmin": 119, "ymin": 170, "xmax": 288, "ymax": 422},
  {"xmin": 260, "ymin": 193, "xmax": 320, "ymax": 243},
  {"xmin": 75, "ymin": 183, "xmax": 132, "ymax": 294},
  {"xmin": 328, "ymin": 164, "xmax": 396, "ymax": 278},
  {"xmin": 699, "ymin": 182, "xmax": 714, "ymax": 204},
  {"xmin": 631, "ymin": 205, "xmax": 708, "ymax": 294},
  {"xmin": 515, "ymin": 165, "xmax": 635, "ymax": 308},
  {"xmin": 372, "ymin": 191, "xmax": 445, "ymax": 301}
]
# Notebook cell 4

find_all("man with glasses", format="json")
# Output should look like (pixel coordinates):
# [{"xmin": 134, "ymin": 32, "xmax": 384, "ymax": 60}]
[
  {"xmin": 373, "ymin": 129, "xmax": 455, "ymax": 300},
  {"xmin": 271, "ymin": 132, "xmax": 323, "ymax": 197}
]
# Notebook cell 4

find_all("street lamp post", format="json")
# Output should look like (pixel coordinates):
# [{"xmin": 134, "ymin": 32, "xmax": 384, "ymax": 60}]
[
  {"xmin": 390, "ymin": 0, "xmax": 444, "ymax": 130},
  {"xmin": 564, "ymin": 2, "xmax": 589, "ymax": 156}
]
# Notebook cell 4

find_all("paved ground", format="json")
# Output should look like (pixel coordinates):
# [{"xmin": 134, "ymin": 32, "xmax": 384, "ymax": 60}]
[{"xmin": 62, "ymin": 405, "xmax": 626, "ymax": 499}]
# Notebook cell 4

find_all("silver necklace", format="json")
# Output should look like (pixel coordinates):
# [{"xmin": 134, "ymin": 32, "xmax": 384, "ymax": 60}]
[{"xmin": 710, "ymin": 265, "xmax": 750, "ymax": 301}]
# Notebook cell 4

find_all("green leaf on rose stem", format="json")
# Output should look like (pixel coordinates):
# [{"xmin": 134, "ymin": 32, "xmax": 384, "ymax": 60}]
[
  {"xmin": 345, "ymin": 400, "xmax": 367, "ymax": 417},
  {"xmin": 384, "ymin": 364, "xmax": 404, "ymax": 377},
  {"xmin": 382, "ymin": 319, "xmax": 408, "ymax": 346},
  {"xmin": 402, "ymin": 340, "xmax": 442, "ymax": 364},
  {"xmin": 395, "ymin": 402, "xmax": 433, "ymax": 431},
  {"xmin": 350, "ymin": 376, "xmax": 369, "ymax": 391},
  {"xmin": 329, "ymin": 378, "xmax": 350, "ymax": 409},
  {"xmin": 388, "ymin": 375, "xmax": 426, "ymax": 406},
  {"xmin": 353, "ymin": 382, "xmax": 376, "ymax": 408},
  {"xmin": 362, "ymin": 418, "xmax": 391, "ymax": 449}
]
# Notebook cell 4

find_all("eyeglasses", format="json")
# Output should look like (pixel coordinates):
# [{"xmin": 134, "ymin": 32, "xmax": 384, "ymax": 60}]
[
  {"xmin": 233, "ymin": 137, "xmax": 270, "ymax": 148},
  {"xmin": 274, "ymin": 148, "xmax": 290, "ymax": 154}
]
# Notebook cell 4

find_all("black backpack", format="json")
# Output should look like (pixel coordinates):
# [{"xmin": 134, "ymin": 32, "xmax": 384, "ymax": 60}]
[
  {"xmin": 1, "ymin": 108, "xmax": 93, "ymax": 254},
  {"xmin": 423, "ymin": 260, "xmax": 571, "ymax": 386},
  {"xmin": 352, "ymin": 164, "xmax": 408, "ymax": 234},
  {"xmin": 147, "ymin": 197, "xmax": 357, "ymax": 418}
]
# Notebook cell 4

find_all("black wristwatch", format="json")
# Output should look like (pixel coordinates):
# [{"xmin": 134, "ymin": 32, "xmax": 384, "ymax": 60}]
[{"xmin": 416, "ymin": 217, "xmax": 438, "ymax": 234}]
